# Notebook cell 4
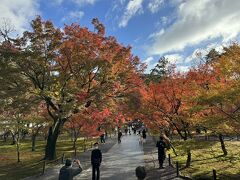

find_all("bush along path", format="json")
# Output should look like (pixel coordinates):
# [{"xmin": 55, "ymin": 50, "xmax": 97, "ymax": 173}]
[
  {"xmin": 143, "ymin": 135, "xmax": 191, "ymax": 180},
  {"xmin": 22, "ymin": 136, "xmax": 117, "ymax": 180}
]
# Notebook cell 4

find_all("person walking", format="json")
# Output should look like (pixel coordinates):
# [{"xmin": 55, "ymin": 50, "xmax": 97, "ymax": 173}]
[
  {"xmin": 118, "ymin": 130, "xmax": 123, "ymax": 143},
  {"xmin": 91, "ymin": 142, "xmax": 102, "ymax": 180},
  {"xmin": 125, "ymin": 128, "xmax": 128, "ymax": 135},
  {"xmin": 59, "ymin": 159, "xmax": 82, "ymax": 180},
  {"xmin": 133, "ymin": 127, "xmax": 137, "ymax": 134},
  {"xmin": 156, "ymin": 136, "xmax": 167, "ymax": 169},
  {"xmin": 100, "ymin": 133, "xmax": 105, "ymax": 143},
  {"xmin": 142, "ymin": 129, "xmax": 147, "ymax": 143}
]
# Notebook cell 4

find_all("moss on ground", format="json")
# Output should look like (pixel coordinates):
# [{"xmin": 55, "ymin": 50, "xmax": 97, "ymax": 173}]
[
  {"xmin": 0, "ymin": 136, "xmax": 96, "ymax": 180},
  {"xmin": 167, "ymin": 139, "xmax": 240, "ymax": 180}
]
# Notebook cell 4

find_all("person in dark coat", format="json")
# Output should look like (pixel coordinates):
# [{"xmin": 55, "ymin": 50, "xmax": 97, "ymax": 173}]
[
  {"xmin": 118, "ymin": 130, "xmax": 123, "ymax": 143},
  {"xmin": 100, "ymin": 133, "xmax": 105, "ymax": 143},
  {"xmin": 156, "ymin": 136, "xmax": 167, "ymax": 169},
  {"xmin": 142, "ymin": 129, "xmax": 147, "ymax": 143},
  {"xmin": 91, "ymin": 142, "xmax": 102, "ymax": 180},
  {"xmin": 59, "ymin": 159, "xmax": 82, "ymax": 180},
  {"xmin": 133, "ymin": 128, "xmax": 137, "ymax": 134},
  {"xmin": 125, "ymin": 128, "xmax": 128, "ymax": 135}
]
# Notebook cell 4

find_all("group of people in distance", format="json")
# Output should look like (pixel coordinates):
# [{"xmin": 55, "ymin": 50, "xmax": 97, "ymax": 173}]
[{"xmin": 58, "ymin": 127, "xmax": 167, "ymax": 180}]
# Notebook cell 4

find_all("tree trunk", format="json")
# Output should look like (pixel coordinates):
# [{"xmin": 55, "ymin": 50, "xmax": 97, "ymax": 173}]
[
  {"xmin": 11, "ymin": 133, "xmax": 16, "ymax": 145},
  {"xmin": 170, "ymin": 143, "xmax": 178, "ymax": 156},
  {"xmin": 16, "ymin": 126, "xmax": 20, "ymax": 163},
  {"xmin": 17, "ymin": 142, "xmax": 20, "ymax": 162},
  {"xmin": 73, "ymin": 131, "xmax": 77, "ymax": 157},
  {"xmin": 83, "ymin": 137, "xmax": 86, "ymax": 152},
  {"xmin": 44, "ymin": 120, "xmax": 63, "ymax": 160},
  {"xmin": 3, "ymin": 132, "xmax": 8, "ymax": 142},
  {"xmin": 32, "ymin": 135, "xmax": 36, "ymax": 151},
  {"xmin": 186, "ymin": 149, "xmax": 191, "ymax": 167},
  {"xmin": 219, "ymin": 133, "xmax": 227, "ymax": 156},
  {"xmin": 172, "ymin": 123, "xmax": 188, "ymax": 140}
]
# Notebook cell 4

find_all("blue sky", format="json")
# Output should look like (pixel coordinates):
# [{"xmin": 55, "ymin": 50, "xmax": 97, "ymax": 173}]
[{"xmin": 1, "ymin": 0, "xmax": 240, "ymax": 72}]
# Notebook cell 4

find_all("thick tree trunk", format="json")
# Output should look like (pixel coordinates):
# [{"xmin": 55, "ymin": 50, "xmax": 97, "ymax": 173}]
[
  {"xmin": 44, "ymin": 120, "xmax": 63, "ymax": 160},
  {"xmin": 219, "ymin": 133, "xmax": 227, "ymax": 156},
  {"xmin": 32, "ymin": 135, "xmax": 36, "ymax": 151}
]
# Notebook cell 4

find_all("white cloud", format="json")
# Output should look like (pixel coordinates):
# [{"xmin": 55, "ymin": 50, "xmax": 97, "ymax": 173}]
[
  {"xmin": 160, "ymin": 16, "xmax": 168, "ymax": 25},
  {"xmin": 61, "ymin": 11, "xmax": 84, "ymax": 23},
  {"xmin": 0, "ymin": 0, "xmax": 39, "ymax": 35},
  {"xmin": 148, "ymin": 29, "xmax": 165, "ymax": 39},
  {"xmin": 119, "ymin": 0, "xmax": 144, "ymax": 28},
  {"xmin": 143, "ymin": 56, "xmax": 154, "ymax": 64},
  {"xmin": 149, "ymin": 0, "xmax": 240, "ymax": 55},
  {"xmin": 164, "ymin": 53, "xmax": 184, "ymax": 64},
  {"xmin": 185, "ymin": 43, "xmax": 226, "ymax": 63},
  {"xmin": 148, "ymin": 0, "xmax": 164, "ymax": 13},
  {"xmin": 72, "ymin": 0, "xmax": 97, "ymax": 6}
]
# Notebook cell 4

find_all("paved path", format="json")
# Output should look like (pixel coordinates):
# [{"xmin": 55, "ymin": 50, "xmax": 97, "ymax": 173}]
[
  {"xmin": 22, "ymin": 137, "xmax": 117, "ymax": 180},
  {"xmin": 76, "ymin": 134, "xmax": 144, "ymax": 180}
]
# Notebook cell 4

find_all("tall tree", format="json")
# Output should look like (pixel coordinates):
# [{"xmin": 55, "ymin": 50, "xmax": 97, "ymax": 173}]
[{"xmin": 0, "ymin": 16, "xmax": 143, "ymax": 160}]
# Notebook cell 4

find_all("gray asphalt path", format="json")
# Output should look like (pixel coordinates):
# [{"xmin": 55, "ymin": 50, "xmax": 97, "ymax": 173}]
[{"xmin": 76, "ymin": 134, "xmax": 144, "ymax": 180}]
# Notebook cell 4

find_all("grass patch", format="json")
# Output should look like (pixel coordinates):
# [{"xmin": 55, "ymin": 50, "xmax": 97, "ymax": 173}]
[
  {"xmin": 167, "ymin": 139, "xmax": 240, "ymax": 179},
  {"xmin": 0, "ymin": 136, "xmax": 97, "ymax": 180}
]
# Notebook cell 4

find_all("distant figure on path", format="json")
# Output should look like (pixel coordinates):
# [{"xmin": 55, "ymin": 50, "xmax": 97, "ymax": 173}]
[
  {"xmin": 59, "ymin": 159, "xmax": 82, "ymax": 180},
  {"xmin": 125, "ymin": 128, "xmax": 128, "ymax": 135},
  {"xmin": 118, "ymin": 130, "xmax": 123, "ymax": 143},
  {"xmin": 91, "ymin": 142, "xmax": 102, "ymax": 180},
  {"xmin": 156, "ymin": 136, "xmax": 167, "ymax": 169},
  {"xmin": 133, "ymin": 127, "xmax": 137, "ymax": 134},
  {"xmin": 100, "ymin": 133, "xmax": 105, "ymax": 143},
  {"xmin": 135, "ymin": 166, "xmax": 147, "ymax": 180},
  {"xmin": 142, "ymin": 129, "xmax": 147, "ymax": 143},
  {"xmin": 128, "ymin": 127, "xmax": 131, "ymax": 135}
]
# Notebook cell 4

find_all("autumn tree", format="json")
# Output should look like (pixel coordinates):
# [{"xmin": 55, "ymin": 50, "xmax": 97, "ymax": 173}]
[
  {"xmin": 140, "ymin": 69, "xmax": 193, "ymax": 140},
  {"xmin": 0, "ymin": 16, "xmax": 143, "ymax": 160},
  {"xmin": 189, "ymin": 44, "xmax": 240, "ymax": 156}
]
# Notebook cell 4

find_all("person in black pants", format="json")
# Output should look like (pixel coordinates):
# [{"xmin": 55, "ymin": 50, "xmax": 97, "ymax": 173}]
[
  {"xmin": 91, "ymin": 142, "xmax": 102, "ymax": 180},
  {"xmin": 118, "ymin": 130, "xmax": 123, "ymax": 143},
  {"xmin": 142, "ymin": 129, "xmax": 147, "ymax": 143},
  {"xmin": 100, "ymin": 133, "xmax": 105, "ymax": 143},
  {"xmin": 156, "ymin": 136, "xmax": 167, "ymax": 169}
]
